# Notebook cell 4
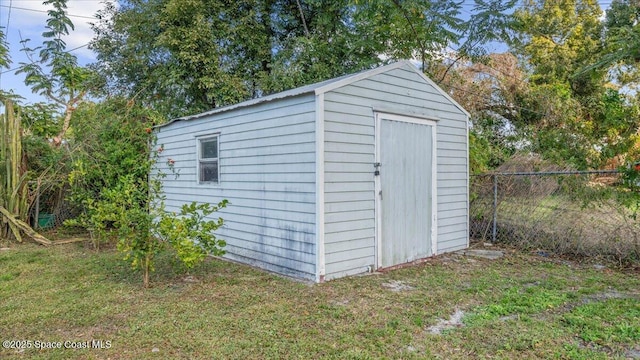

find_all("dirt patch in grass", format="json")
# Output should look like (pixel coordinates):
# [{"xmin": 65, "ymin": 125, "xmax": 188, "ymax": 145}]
[
  {"xmin": 381, "ymin": 280, "xmax": 415, "ymax": 292},
  {"xmin": 626, "ymin": 347, "xmax": 640, "ymax": 359},
  {"xmin": 427, "ymin": 309, "xmax": 465, "ymax": 334}
]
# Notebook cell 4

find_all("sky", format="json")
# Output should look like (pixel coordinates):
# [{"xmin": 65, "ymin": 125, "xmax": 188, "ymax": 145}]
[
  {"xmin": 0, "ymin": 0, "xmax": 615, "ymax": 106},
  {"xmin": 0, "ymin": 0, "xmax": 107, "ymax": 104}
]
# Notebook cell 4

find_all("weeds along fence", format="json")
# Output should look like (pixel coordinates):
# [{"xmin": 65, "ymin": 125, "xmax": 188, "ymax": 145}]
[{"xmin": 469, "ymin": 170, "xmax": 640, "ymax": 265}]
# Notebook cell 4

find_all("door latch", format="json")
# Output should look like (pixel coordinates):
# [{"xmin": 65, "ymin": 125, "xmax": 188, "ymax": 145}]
[{"xmin": 374, "ymin": 162, "xmax": 381, "ymax": 176}]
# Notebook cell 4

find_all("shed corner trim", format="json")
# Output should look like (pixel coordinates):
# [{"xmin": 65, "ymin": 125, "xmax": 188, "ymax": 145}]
[{"xmin": 315, "ymin": 92, "xmax": 326, "ymax": 282}]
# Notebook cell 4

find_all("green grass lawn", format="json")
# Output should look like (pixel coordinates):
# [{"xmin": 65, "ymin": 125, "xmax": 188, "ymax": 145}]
[{"xmin": 1, "ymin": 242, "xmax": 639, "ymax": 359}]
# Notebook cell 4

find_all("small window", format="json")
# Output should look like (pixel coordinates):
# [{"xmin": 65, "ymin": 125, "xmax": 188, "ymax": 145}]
[{"xmin": 198, "ymin": 135, "xmax": 219, "ymax": 184}]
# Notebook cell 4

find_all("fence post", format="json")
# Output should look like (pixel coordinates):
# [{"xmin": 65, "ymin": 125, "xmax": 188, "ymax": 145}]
[{"xmin": 492, "ymin": 174, "xmax": 497, "ymax": 243}]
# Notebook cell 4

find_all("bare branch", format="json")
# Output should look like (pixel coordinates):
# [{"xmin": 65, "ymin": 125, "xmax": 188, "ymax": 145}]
[{"xmin": 295, "ymin": 0, "xmax": 310, "ymax": 37}]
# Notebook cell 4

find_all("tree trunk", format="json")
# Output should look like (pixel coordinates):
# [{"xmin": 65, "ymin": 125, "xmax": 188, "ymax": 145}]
[
  {"xmin": 53, "ymin": 92, "xmax": 85, "ymax": 146},
  {"xmin": 143, "ymin": 253, "xmax": 151, "ymax": 288},
  {"xmin": 0, "ymin": 206, "xmax": 52, "ymax": 245},
  {"xmin": 53, "ymin": 105, "xmax": 73, "ymax": 146}
]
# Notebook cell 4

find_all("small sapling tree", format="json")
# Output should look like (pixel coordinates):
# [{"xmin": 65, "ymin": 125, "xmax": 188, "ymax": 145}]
[
  {"xmin": 154, "ymin": 200, "xmax": 228, "ymax": 270},
  {"xmin": 67, "ymin": 100, "xmax": 228, "ymax": 287},
  {"xmin": 72, "ymin": 147, "xmax": 228, "ymax": 287},
  {"xmin": 111, "ymin": 170, "xmax": 228, "ymax": 287}
]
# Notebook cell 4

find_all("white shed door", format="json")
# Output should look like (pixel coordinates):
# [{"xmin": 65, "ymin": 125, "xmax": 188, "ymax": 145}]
[{"xmin": 377, "ymin": 115, "xmax": 436, "ymax": 268}]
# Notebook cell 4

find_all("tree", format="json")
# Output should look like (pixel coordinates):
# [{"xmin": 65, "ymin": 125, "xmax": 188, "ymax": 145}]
[
  {"xmin": 597, "ymin": 0, "xmax": 640, "ymax": 86},
  {"xmin": 497, "ymin": 0, "xmax": 640, "ymax": 169},
  {"xmin": 0, "ymin": 27, "xmax": 10, "ymax": 69},
  {"xmin": 512, "ymin": 0, "xmax": 605, "ymax": 95},
  {"xmin": 91, "ymin": 0, "xmax": 386, "ymax": 116},
  {"xmin": 90, "ymin": 0, "xmax": 510, "ymax": 117},
  {"xmin": 353, "ymin": 0, "xmax": 464, "ymax": 71},
  {"xmin": 434, "ymin": 0, "xmax": 640, "ymax": 171},
  {"xmin": 66, "ymin": 98, "xmax": 228, "ymax": 287},
  {"xmin": 436, "ymin": 52, "xmax": 529, "ymax": 171},
  {"xmin": 17, "ymin": 0, "xmax": 94, "ymax": 145}
]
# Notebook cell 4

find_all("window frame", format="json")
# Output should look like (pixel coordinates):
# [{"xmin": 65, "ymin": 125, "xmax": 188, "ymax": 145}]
[{"xmin": 196, "ymin": 134, "xmax": 220, "ymax": 185}]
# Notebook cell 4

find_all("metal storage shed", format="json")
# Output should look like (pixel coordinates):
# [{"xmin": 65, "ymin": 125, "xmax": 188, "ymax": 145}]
[{"xmin": 156, "ymin": 61, "xmax": 470, "ymax": 282}]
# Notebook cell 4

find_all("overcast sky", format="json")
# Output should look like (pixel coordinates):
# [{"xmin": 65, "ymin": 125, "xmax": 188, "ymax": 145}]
[{"xmin": 0, "ymin": 0, "xmax": 614, "ymax": 106}]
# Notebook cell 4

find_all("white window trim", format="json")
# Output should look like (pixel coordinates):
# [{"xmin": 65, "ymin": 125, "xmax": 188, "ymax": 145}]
[{"xmin": 196, "ymin": 133, "xmax": 220, "ymax": 185}]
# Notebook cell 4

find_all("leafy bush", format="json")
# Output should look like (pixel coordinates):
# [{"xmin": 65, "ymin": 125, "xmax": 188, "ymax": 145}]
[
  {"xmin": 155, "ymin": 200, "xmax": 228, "ymax": 269},
  {"xmin": 67, "ymin": 98, "xmax": 228, "ymax": 286}
]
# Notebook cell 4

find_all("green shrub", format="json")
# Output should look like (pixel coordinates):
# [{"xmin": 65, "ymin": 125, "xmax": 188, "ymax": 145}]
[{"xmin": 66, "ymin": 99, "xmax": 228, "ymax": 287}]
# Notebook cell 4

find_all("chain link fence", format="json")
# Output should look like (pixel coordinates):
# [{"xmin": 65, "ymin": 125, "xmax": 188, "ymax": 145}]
[
  {"xmin": 470, "ymin": 170, "xmax": 640, "ymax": 265},
  {"xmin": 28, "ymin": 181, "xmax": 78, "ymax": 231},
  {"xmin": 22, "ymin": 166, "xmax": 640, "ymax": 265}
]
